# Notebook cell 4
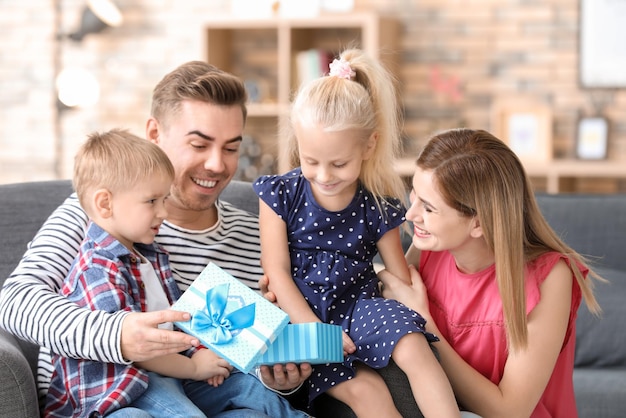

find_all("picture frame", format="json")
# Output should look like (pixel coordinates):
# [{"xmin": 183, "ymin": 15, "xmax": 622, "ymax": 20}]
[
  {"xmin": 491, "ymin": 100, "xmax": 553, "ymax": 163},
  {"xmin": 576, "ymin": 116, "xmax": 609, "ymax": 160},
  {"xmin": 579, "ymin": 0, "xmax": 626, "ymax": 88}
]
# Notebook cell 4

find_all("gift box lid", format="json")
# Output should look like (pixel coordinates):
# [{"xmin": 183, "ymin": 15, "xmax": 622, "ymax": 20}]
[
  {"xmin": 256, "ymin": 322, "xmax": 343, "ymax": 365},
  {"xmin": 171, "ymin": 262, "xmax": 289, "ymax": 373}
]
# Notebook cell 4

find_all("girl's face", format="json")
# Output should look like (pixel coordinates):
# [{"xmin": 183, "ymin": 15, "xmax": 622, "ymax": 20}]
[
  {"xmin": 406, "ymin": 167, "xmax": 476, "ymax": 252},
  {"xmin": 296, "ymin": 123, "xmax": 374, "ymax": 210}
]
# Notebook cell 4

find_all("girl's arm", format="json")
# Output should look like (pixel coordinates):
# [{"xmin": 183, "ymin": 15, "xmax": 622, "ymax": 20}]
[
  {"xmin": 404, "ymin": 242, "xmax": 421, "ymax": 267},
  {"xmin": 383, "ymin": 261, "xmax": 573, "ymax": 418},
  {"xmin": 258, "ymin": 200, "xmax": 320, "ymax": 324},
  {"xmin": 376, "ymin": 227, "xmax": 411, "ymax": 285}
]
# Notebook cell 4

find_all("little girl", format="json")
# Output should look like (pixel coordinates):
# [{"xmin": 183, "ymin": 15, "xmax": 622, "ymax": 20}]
[{"xmin": 254, "ymin": 49, "xmax": 460, "ymax": 418}]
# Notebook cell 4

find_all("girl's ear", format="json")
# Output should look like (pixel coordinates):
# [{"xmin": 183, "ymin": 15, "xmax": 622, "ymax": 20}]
[
  {"xmin": 363, "ymin": 132, "xmax": 378, "ymax": 160},
  {"xmin": 93, "ymin": 188, "xmax": 114, "ymax": 219}
]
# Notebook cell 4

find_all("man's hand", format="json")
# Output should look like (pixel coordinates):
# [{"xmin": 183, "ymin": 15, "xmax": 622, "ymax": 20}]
[
  {"xmin": 258, "ymin": 362, "xmax": 312, "ymax": 392},
  {"xmin": 121, "ymin": 310, "xmax": 199, "ymax": 362}
]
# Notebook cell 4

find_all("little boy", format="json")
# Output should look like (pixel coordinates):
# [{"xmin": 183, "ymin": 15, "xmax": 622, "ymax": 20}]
[{"xmin": 44, "ymin": 129, "xmax": 308, "ymax": 418}]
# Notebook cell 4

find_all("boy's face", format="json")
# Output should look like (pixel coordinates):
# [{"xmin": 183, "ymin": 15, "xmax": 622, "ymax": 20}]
[
  {"xmin": 149, "ymin": 100, "xmax": 244, "ymax": 229},
  {"xmin": 107, "ymin": 172, "xmax": 172, "ymax": 251}
]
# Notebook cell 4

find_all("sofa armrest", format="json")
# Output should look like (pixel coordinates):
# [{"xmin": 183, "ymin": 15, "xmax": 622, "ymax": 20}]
[{"xmin": 0, "ymin": 329, "xmax": 39, "ymax": 418}]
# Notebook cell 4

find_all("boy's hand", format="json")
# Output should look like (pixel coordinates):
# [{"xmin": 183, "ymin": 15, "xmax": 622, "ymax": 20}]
[{"xmin": 190, "ymin": 348, "xmax": 232, "ymax": 383}]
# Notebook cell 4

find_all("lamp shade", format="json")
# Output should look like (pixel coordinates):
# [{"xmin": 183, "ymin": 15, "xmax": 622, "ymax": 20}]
[{"xmin": 69, "ymin": 0, "xmax": 123, "ymax": 41}]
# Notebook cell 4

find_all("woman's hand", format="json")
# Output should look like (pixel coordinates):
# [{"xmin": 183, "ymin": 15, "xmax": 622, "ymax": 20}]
[{"xmin": 379, "ymin": 265, "xmax": 431, "ymax": 320}]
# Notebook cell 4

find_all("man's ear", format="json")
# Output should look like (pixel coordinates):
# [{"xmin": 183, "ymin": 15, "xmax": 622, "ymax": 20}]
[
  {"xmin": 93, "ymin": 188, "xmax": 114, "ymax": 219},
  {"xmin": 146, "ymin": 117, "xmax": 160, "ymax": 145}
]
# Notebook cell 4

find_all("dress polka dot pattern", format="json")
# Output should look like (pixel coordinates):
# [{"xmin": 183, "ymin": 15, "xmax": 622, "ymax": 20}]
[{"xmin": 253, "ymin": 169, "xmax": 438, "ymax": 403}]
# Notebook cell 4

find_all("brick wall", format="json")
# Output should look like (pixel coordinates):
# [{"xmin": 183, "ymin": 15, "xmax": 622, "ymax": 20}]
[{"xmin": 1, "ymin": 0, "xmax": 625, "ymax": 189}]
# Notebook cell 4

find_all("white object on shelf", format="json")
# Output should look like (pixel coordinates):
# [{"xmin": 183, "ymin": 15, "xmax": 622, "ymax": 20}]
[
  {"xmin": 321, "ymin": 0, "xmax": 354, "ymax": 13},
  {"xmin": 279, "ymin": 0, "xmax": 320, "ymax": 18},
  {"xmin": 231, "ymin": 0, "xmax": 275, "ymax": 19}
]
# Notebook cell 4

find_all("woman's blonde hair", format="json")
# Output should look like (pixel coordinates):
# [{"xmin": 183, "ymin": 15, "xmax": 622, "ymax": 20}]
[
  {"xmin": 73, "ymin": 128, "xmax": 175, "ymax": 212},
  {"xmin": 416, "ymin": 128, "xmax": 602, "ymax": 352},
  {"xmin": 285, "ymin": 48, "xmax": 406, "ymax": 204}
]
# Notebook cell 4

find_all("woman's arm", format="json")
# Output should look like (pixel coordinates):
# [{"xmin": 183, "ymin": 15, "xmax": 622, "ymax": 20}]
[
  {"xmin": 381, "ymin": 262, "xmax": 573, "ymax": 418},
  {"xmin": 257, "ymin": 200, "xmax": 320, "ymax": 324}
]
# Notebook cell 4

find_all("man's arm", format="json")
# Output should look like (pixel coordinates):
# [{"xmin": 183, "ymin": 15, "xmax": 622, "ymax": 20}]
[
  {"xmin": 0, "ymin": 195, "xmax": 197, "ymax": 363},
  {"xmin": 0, "ymin": 195, "xmax": 127, "ymax": 362}
]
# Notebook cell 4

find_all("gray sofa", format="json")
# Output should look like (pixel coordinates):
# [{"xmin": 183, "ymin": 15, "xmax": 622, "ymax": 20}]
[{"xmin": 1, "ymin": 180, "xmax": 625, "ymax": 418}]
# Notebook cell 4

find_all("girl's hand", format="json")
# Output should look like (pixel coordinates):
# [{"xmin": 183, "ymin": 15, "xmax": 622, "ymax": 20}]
[
  {"xmin": 379, "ymin": 265, "xmax": 431, "ymax": 320},
  {"xmin": 342, "ymin": 331, "xmax": 356, "ymax": 356},
  {"xmin": 258, "ymin": 274, "xmax": 278, "ymax": 305},
  {"xmin": 190, "ymin": 348, "xmax": 232, "ymax": 382}
]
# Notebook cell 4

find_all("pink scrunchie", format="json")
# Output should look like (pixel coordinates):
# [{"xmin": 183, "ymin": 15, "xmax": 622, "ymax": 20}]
[{"xmin": 329, "ymin": 58, "xmax": 355, "ymax": 80}]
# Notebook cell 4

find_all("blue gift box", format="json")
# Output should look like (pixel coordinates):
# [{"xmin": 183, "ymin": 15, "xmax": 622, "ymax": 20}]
[
  {"xmin": 256, "ymin": 322, "xmax": 343, "ymax": 365},
  {"xmin": 171, "ymin": 262, "xmax": 289, "ymax": 373}
]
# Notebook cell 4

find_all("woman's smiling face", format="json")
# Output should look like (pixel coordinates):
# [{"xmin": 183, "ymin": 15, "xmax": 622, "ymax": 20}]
[{"xmin": 405, "ymin": 166, "xmax": 476, "ymax": 253}]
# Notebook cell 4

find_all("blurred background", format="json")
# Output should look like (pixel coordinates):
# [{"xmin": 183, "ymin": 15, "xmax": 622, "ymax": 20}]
[{"xmin": 2, "ymin": 0, "xmax": 625, "ymax": 192}]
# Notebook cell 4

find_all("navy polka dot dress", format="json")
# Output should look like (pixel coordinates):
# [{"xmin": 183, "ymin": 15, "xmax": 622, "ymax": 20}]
[{"xmin": 253, "ymin": 169, "xmax": 437, "ymax": 403}]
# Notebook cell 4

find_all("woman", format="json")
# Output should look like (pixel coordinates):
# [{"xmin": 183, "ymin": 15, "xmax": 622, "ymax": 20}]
[{"xmin": 379, "ymin": 128, "xmax": 603, "ymax": 418}]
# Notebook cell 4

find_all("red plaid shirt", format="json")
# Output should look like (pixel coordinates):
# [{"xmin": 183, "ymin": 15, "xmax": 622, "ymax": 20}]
[{"xmin": 44, "ymin": 222, "xmax": 184, "ymax": 417}]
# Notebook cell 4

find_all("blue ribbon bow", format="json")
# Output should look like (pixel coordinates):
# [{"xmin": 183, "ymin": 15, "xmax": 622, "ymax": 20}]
[{"xmin": 191, "ymin": 283, "xmax": 256, "ymax": 344}]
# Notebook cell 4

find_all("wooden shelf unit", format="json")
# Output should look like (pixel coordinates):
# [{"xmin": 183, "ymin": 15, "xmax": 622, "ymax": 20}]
[
  {"xmin": 202, "ymin": 13, "xmax": 400, "ymax": 176},
  {"xmin": 395, "ymin": 158, "xmax": 626, "ymax": 194}
]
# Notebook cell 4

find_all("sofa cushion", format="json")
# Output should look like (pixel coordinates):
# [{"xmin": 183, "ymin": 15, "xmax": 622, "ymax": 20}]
[
  {"xmin": 574, "ymin": 368, "xmax": 626, "ymax": 418},
  {"xmin": 575, "ymin": 266, "xmax": 626, "ymax": 368}
]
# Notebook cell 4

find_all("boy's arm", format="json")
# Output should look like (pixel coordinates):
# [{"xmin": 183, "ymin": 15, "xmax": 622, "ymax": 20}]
[
  {"xmin": 136, "ymin": 348, "xmax": 231, "ymax": 381},
  {"xmin": 258, "ymin": 200, "xmax": 320, "ymax": 324}
]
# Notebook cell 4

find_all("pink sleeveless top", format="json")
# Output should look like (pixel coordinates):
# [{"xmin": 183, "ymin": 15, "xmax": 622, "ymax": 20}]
[{"xmin": 420, "ymin": 251, "xmax": 584, "ymax": 417}]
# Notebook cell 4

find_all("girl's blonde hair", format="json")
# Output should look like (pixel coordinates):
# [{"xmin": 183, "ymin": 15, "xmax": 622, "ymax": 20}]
[
  {"xmin": 285, "ymin": 48, "xmax": 406, "ymax": 204},
  {"xmin": 73, "ymin": 128, "xmax": 175, "ymax": 212},
  {"xmin": 417, "ymin": 128, "xmax": 602, "ymax": 352}
]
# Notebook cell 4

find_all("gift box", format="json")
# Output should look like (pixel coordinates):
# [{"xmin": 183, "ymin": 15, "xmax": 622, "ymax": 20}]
[
  {"xmin": 171, "ymin": 262, "xmax": 289, "ymax": 373},
  {"xmin": 256, "ymin": 322, "xmax": 343, "ymax": 365}
]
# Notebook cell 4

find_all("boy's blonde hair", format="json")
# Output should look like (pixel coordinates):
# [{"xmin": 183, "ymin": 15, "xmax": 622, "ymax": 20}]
[
  {"xmin": 73, "ymin": 129, "xmax": 175, "ymax": 212},
  {"xmin": 285, "ymin": 48, "xmax": 406, "ymax": 204}
]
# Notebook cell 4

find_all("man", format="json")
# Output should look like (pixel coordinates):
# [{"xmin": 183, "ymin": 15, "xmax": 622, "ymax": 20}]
[{"xmin": 0, "ymin": 61, "xmax": 310, "ymax": 416}]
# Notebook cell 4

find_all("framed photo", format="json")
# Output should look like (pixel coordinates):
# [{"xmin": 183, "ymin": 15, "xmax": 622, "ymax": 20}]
[
  {"xmin": 491, "ymin": 100, "xmax": 553, "ymax": 163},
  {"xmin": 579, "ymin": 0, "xmax": 626, "ymax": 88},
  {"xmin": 576, "ymin": 117, "xmax": 609, "ymax": 160}
]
